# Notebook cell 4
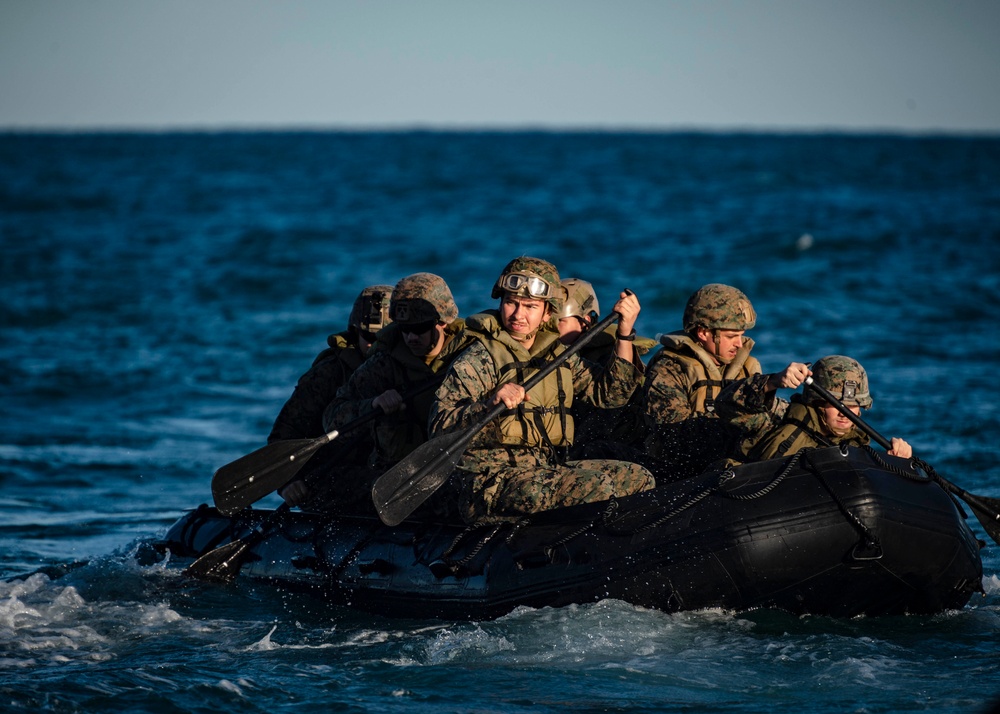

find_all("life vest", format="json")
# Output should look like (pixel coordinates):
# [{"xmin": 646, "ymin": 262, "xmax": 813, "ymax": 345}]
[
  {"xmin": 464, "ymin": 311, "xmax": 574, "ymax": 450},
  {"xmin": 650, "ymin": 331, "xmax": 761, "ymax": 414},
  {"xmin": 748, "ymin": 395, "xmax": 869, "ymax": 461},
  {"xmin": 312, "ymin": 331, "xmax": 364, "ymax": 372}
]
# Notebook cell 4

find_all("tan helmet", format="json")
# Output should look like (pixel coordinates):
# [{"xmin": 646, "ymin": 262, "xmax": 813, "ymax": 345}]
[
  {"xmin": 389, "ymin": 272, "xmax": 459, "ymax": 326},
  {"xmin": 559, "ymin": 278, "xmax": 600, "ymax": 325},
  {"xmin": 807, "ymin": 355, "xmax": 873, "ymax": 409},
  {"xmin": 491, "ymin": 256, "xmax": 564, "ymax": 311},
  {"xmin": 682, "ymin": 283, "xmax": 757, "ymax": 333},
  {"xmin": 348, "ymin": 285, "xmax": 394, "ymax": 335}
]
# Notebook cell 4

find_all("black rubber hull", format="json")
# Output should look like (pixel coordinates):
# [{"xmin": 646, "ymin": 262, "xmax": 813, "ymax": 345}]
[{"xmin": 160, "ymin": 446, "xmax": 984, "ymax": 620}]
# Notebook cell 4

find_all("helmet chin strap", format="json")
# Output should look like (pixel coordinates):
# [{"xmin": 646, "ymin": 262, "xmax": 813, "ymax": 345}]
[
  {"xmin": 712, "ymin": 329, "xmax": 734, "ymax": 365},
  {"xmin": 503, "ymin": 299, "xmax": 550, "ymax": 344},
  {"xmin": 509, "ymin": 327, "xmax": 538, "ymax": 343}
]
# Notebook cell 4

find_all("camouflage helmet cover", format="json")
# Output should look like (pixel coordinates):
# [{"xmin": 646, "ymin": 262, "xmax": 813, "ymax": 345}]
[
  {"xmin": 389, "ymin": 272, "xmax": 459, "ymax": 325},
  {"xmin": 807, "ymin": 355, "xmax": 873, "ymax": 409},
  {"xmin": 348, "ymin": 285, "xmax": 394, "ymax": 333},
  {"xmin": 683, "ymin": 283, "xmax": 757, "ymax": 333},
  {"xmin": 559, "ymin": 278, "xmax": 600, "ymax": 323},
  {"xmin": 491, "ymin": 256, "xmax": 564, "ymax": 311}
]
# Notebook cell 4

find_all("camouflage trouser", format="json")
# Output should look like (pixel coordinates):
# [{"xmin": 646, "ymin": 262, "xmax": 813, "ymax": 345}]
[{"xmin": 457, "ymin": 446, "xmax": 655, "ymax": 524}]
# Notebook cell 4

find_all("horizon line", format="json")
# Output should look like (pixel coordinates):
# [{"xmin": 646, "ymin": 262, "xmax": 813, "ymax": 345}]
[{"xmin": 3, "ymin": 122, "xmax": 999, "ymax": 138}]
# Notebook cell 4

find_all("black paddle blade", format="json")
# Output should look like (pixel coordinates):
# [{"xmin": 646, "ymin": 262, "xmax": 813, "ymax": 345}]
[
  {"xmin": 183, "ymin": 538, "xmax": 255, "ymax": 583},
  {"xmin": 212, "ymin": 437, "xmax": 328, "ymax": 515},
  {"xmin": 372, "ymin": 430, "xmax": 467, "ymax": 526},
  {"xmin": 184, "ymin": 504, "xmax": 290, "ymax": 582},
  {"xmin": 954, "ymin": 490, "xmax": 1000, "ymax": 546}
]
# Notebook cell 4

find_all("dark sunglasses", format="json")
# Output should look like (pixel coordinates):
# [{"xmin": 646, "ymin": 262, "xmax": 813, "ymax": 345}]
[{"xmin": 401, "ymin": 320, "xmax": 438, "ymax": 336}]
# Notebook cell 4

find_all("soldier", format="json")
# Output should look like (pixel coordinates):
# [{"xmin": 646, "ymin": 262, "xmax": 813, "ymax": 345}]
[
  {"xmin": 268, "ymin": 284, "xmax": 393, "ymax": 444},
  {"xmin": 743, "ymin": 355, "xmax": 912, "ymax": 461},
  {"xmin": 554, "ymin": 278, "xmax": 602, "ymax": 346},
  {"xmin": 428, "ymin": 256, "xmax": 655, "ymax": 525},
  {"xmin": 272, "ymin": 284, "xmax": 393, "ymax": 508},
  {"xmin": 296, "ymin": 272, "xmax": 477, "ymax": 513},
  {"xmin": 554, "ymin": 278, "xmax": 657, "ymax": 448},
  {"xmin": 639, "ymin": 283, "xmax": 810, "ymax": 478}
]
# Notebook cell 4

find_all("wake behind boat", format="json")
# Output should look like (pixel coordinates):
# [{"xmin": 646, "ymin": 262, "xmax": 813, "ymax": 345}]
[{"xmin": 157, "ymin": 444, "xmax": 984, "ymax": 620}]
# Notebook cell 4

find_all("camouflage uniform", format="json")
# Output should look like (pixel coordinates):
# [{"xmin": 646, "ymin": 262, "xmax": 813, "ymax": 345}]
[
  {"xmin": 267, "ymin": 284, "xmax": 392, "ymax": 444},
  {"xmin": 325, "ymin": 319, "xmax": 473, "ymax": 472},
  {"xmin": 430, "ymin": 297, "xmax": 654, "ymax": 525},
  {"xmin": 320, "ymin": 273, "xmax": 473, "ymax": 512},
  {"xmin": 570, "ymin": 322, "xmax": 657, "ymax": 447},
  {"xmin": 639, "ymin": 284, "xmax": 785, "ymax": 479},
  {"xmin": 742, "ymin": 355, "xmax": 872, "ymax": 461},
  {"xmin": 549, "ymin": 277, "xmax": 657, "ymax": 447}
]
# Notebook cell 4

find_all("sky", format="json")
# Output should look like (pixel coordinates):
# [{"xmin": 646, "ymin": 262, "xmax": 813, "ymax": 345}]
[{"xmin": 2, "ymin": 0, "xmax": 998, "ymax": 134}]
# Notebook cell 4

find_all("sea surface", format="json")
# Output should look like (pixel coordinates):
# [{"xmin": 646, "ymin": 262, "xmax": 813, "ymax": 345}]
[{"xmin": 2, "ymin": 131, "xmax": 1000, "ymax": 713}]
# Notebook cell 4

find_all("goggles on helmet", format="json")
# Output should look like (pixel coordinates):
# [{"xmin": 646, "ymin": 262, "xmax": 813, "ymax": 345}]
[
  {"xmin": 361, "ymin": 291, "xmax": 387, "ymax": 325},
  {"xmin": 498, "ymin": 272, "xmax": 553, "ymax": 299}
]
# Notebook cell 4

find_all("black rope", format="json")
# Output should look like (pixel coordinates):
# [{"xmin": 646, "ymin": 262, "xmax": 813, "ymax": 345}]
[
  {"xmin": 543, "ymin": 498, "xmax": 621, "ymax": 556},
  {"xmin": 434, "ymin": 523, "xmax": 508, "ymax": 571},
  {"xmin": 504, "ymin": 518, "xmax": 532, "ymax": 545},
  {"xmin": 605, "ymin": 459, "xmax": 796, "ymax": 537},
  {"xmin": 719, "ymin": 453, "xmax": 802, "ymax": 502},
  {"xmin": 440, "ymin": 525, "xmax": 477, "ymax": 560},
  {"xmin": 451, "ymin": 524, "xmax": 505, "ymax": 568},
  {"xmin": 804, "ymin": 450, "xmax": 881, "ymax": 553},
  {"xmin": 863, "ymin": 444, "xmax": 931, "ymax": 483},
  {"xmin": 628, "ymin": 486, "xmax": 716, "ymax": 534}
]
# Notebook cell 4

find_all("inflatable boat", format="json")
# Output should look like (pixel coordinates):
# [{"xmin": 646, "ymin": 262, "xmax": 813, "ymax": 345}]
[{"xmin": 158, "ymin": 445, "xmax": 985, "ymax": 620}]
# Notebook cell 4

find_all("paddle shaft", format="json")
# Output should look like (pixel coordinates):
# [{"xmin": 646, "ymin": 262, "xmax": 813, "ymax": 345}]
[
  {"xmin": 374, "ymin": 308, "xmax": 625, "ymax": 524},
  {"xmin": 803, "ymin": 376, "xmax": 892, "ymax": 449}
]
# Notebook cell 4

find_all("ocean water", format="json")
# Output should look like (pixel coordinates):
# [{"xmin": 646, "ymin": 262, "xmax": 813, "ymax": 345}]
[{"xmin": 2, "ymin": 131, "xmax": 1000, "ymax": 713}]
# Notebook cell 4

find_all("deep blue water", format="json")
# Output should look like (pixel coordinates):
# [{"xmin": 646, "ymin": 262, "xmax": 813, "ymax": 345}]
[{"xmin": 2, "ymin": 131, "xmax": 1000, "ymax": 713}]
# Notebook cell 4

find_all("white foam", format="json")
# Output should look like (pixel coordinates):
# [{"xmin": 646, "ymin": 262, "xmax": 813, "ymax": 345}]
[
  {"xmin": 217, "ymin": 679, "xmax": 246, "ymax": 696},
  {"xmin": 0, "ymin": 569, "xmax": 197, "ymax": 669},
  {"xmin": 244, "ymin": 623, "xmax": 342, "ymax": 652},
  {"xmin": 246, "ymin": 624, "xmax": 281, "ymax": 651}
]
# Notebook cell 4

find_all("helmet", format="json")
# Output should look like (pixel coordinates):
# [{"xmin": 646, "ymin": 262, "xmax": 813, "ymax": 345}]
[
  {"xmin": 491, "ymin": 256, "xmax": 563, "ymax": 311},
  {"xmin": 682, "ymin": 283, "xmax": 757, "ymax": 333},
  {"xmin": 348, "ymin": 285, "xmax": 393, "ymax": 335},
  {"xmin": 389, "ymin": 272, "xmax": 459, "ymax": 325},
  {"xmin": 807, "ymin": 355, "xmax": 872, "ymax": 409},
  {"xmin": 558, "ymin": 278, "xmax": 600, "ymax": 324}
]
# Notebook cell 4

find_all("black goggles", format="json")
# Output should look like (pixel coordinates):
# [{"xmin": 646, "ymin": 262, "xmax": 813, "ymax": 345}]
[
  {"xmin": 400, "ymin": 320, "xmax": 438, "ymax": 336},
  {"xmin": 498, "ymin": 272, "xmax": 553, "ymax": 299}
]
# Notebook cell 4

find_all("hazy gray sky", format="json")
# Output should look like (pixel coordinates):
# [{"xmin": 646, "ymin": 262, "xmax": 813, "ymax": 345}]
[{"xmin": 2, "ymin": 0, "xmax": 998, "ymax": 133}]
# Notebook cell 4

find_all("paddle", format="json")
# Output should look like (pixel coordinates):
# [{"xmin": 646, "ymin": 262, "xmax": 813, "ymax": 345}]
[
  {"xmin": 184, "ymin": 502, "xmax": 292, "ymax": 583},
  {"xmin": 805, "ymin": 376, "xmax": 1000, "ymax": 546},
  {"xmin": 372, "ymin": 307, "xmax": 627, "ymax": 527},
  {"xmin": 211, "ymin": 375, "xmax": 444, "ymax": 515}
]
